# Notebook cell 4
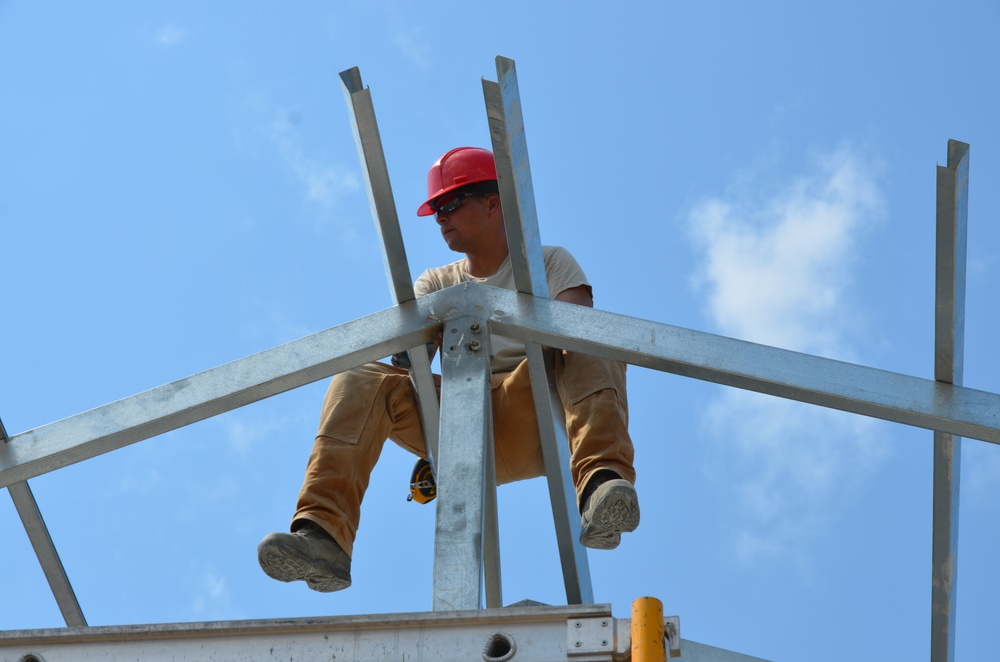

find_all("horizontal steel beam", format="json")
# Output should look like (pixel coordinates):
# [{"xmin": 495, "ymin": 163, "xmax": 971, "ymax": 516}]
[
  {"xmin": 0, "ymin": 605, "xmax": 613, "ymax": 662},
  {"xmin": 479, "ymin": 285, "xmax": 1000, "ymax": 444},
  {"xmin": 6, "ymin": 280, "xmax": 1000, "ymax": 494},
  {"xmin": 0, "ymin": 604, "xmax": 767, "ymax": 662},
  {"xmin": 0, "ymin": 293, "xmax": 449, "ymax": 489}
]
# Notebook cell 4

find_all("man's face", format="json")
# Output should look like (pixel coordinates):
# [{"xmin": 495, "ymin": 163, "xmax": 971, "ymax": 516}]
[{"xmin": 434, "ymin": 193, "xmax": 494, "ymax": 253}]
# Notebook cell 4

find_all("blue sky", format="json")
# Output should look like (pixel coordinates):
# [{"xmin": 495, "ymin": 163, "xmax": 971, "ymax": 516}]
[{"xmin": 2, "ymin": 2, "xmax": 999, "ymax": 660}]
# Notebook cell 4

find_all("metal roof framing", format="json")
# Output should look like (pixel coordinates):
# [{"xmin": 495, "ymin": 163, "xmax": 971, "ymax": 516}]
[{"xmin": 0, "ymin": 55, "xmax": 987, "ymax": 662}]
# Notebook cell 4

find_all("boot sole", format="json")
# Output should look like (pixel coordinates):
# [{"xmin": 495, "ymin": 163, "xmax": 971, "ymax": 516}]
[
  {"xmin": 258, "ymin": 537, "xmax": 352, "ymax": 593},
  {"xmin": 580, "ymin": 481, "xmax": 640, "ymax": 550}
]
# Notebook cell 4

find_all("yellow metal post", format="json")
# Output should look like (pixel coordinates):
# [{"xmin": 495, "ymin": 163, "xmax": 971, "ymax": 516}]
[{"xmin": 631, "ymin": 596, "xmax": 666, "ymax": 662}]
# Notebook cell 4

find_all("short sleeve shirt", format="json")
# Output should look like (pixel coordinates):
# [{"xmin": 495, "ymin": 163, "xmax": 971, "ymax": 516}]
[{"xmin": 414, "ymin": 246, "xmax": 589, "ymax": 373}]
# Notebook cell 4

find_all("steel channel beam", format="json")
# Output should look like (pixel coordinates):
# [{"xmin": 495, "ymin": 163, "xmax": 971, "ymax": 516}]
[
  {"xmin": 6, "ymin": 480, "xmax": 86, "ymax": 627},
  {"xmin": 484, "ymin": 57, "xmax": 548, "ymax": 298},
  {"xmin": 484, "ymin": 56, "xmax": 594, "ymax": 605},
  {"xmin": 0, "ymin": 292, "xmax": 450, "ymax": 489},
  {"xmin": 0, "ymin": 604, "xmax": 618, "ymax": 662},
  {"xmin": 523, "ymin": 342, "xmax": 594, "ymax": 602},
  {"xmin": 483, "ymin": 419, "xmax": 503, "ymax": 610},
  {"xmin": 931, "ymin": 139, "xmax": 969, "ymax": 662},
  {"xmin": 339, "ymin": 66, "xmax": 441, "ymax": 467},
  {"xmin": 475, "ymin": 284, "xmax": 1000, "ymax": 444},
  {"xmin": 0, "ymin": 605, "xmax": 771, "ymax": 661},
  {"xmin": 4, "ymin": 415, "xmax": 86, "ymax": 627},
  {"xmin": 432, "ymin": 314, "xmax": 495, "ymax": 611}
]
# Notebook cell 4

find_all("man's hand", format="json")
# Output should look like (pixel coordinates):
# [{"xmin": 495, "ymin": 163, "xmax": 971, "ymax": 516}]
[{"xmin": 391, "ymin": 342, "xmax": 438, "ymax": 369}]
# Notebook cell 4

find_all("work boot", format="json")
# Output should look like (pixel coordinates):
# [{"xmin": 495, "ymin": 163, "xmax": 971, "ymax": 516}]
[
  {"xmin": 579, "ymin": 475, "xmax": 640, "ymax": 550},
  {"xmin": 257, "ymin": 521, "xmax": 352, "ymax": 592}
]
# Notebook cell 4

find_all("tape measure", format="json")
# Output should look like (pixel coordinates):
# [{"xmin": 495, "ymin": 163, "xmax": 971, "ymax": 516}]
[{"xmin": 407, "ymin": 458, "xmax": 437, "ymax": 504}]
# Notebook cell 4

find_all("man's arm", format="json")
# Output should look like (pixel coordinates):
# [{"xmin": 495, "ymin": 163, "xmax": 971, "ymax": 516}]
[{"xmin": 554, "ymin": 284, "xmax": 594, "ymax": 308}]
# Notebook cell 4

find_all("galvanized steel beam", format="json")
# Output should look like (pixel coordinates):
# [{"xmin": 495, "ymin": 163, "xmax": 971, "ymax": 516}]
[
  {"xmin": 480, "ymin": 285, "xmax": 1000, "ymax": 444},
  {"xmin": 0, "ymin": 294, "xmax": 448, "ymax": 489},
  {"xmin": 339, "ymin": 66, "xmax": 442, "ymax": 467},
  {"xmin": 484, "ymin": 56, "xmax": 595, "ymax": 606},
  {"xmin": 432, "ymin": 314, "xmax": 496, "ymax": 611},
  {"xmin": 484, "ymin": 57, "xmax": 548, "ymax": 298},
  {"xmin": 5, "ymin": 480, "xmax": 86, "ymax": 627},
  {"xmin": 931, "ymin": 139, "xmax": 969, "ymax": 662},
  {"xmin": 0, "ymin": 603, "xmax": 767, "ymax": 662},
  {"xmin": 4, "ymin": 412, "xmax": 86, "ymax": 627}
]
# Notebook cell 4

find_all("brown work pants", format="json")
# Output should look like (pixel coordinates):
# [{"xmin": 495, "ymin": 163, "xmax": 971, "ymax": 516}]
[{"xmin": 293, "ymin": 351, "xmax": 635, "ymax": 556}]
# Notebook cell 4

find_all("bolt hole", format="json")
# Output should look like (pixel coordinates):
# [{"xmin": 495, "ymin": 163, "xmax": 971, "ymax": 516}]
[
  {"xmin": 20, "ymin": 654, "xmax": 44, "ymax": 662},
  {"xmin": 482, "ymin": 631, "xmax": 516, "ymax": 661}
]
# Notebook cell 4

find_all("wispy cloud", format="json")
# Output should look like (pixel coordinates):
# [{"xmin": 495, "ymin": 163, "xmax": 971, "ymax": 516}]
[
  {"xmin": 229, "ymin": 93, "xmax": 362, "ymax": 235},
  {"xmin": 965, "ymin": 440, "xmax": 1000, "ymax": 512},
  {"xmin": 393, "ymin": 28, "xmax": 431, "ymax": 71},
  {"xmin": 269, "ymin": 114, "xmax": 360, "ymax": 218},
  {"xmin": 688, "ymin": 144, "xmax": 890, "ymax": 563},
  {"xmin": 154, "ymin": 22, "xmax": 187, "ymax": 47},
  {"xmin": 189, "ymin": 566, "xmax": 234, "ymax": 617}
]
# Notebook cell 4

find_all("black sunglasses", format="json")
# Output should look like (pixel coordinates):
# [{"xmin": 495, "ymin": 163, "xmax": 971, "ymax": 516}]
[{"xmin": 431, "ymin": 192, "xmax": 488, "ymax": 216}]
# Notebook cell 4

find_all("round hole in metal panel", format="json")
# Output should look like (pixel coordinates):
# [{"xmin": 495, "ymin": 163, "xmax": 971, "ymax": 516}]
[
  {"xmin": 482, "ymin": 630, "xmax": 516, "ymax": 661},
  {"xmin": 19, "ymin": 654, "xmax": 44, "ymax": 662}
]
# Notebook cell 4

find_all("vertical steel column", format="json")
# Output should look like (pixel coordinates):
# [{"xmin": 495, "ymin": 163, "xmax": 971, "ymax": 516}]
[
  {"xmin": 341, "ymin": 65, "xmax": 502, "ymax": 607},
  {"xmin": 2, "ymin": 417, "xmax": 86, "ymax": 627},
  {"xmin": 339, "ymin": 67, "xmax": 441, "ymax": 466},
  {"xmin": 931, "ymin": 139, "xmax": 969, "ymax": 662},
  {"xmin": 483, "ymin": 56, "xmax": 594, "ymax": 605},
  {"xmin": 432, "ymin": 315, "xmax": 495, "ymax": 611}
]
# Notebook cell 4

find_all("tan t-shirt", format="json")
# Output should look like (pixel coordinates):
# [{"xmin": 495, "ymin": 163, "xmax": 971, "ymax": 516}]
[{"xmin": 414, "ymin": 246, "xmax": 590, "ymax": 373}]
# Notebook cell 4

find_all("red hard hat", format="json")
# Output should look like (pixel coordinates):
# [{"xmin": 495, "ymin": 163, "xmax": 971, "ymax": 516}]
[{"xmin": 417, "ymin": 147, "xmax": 497, "ymax": 216}]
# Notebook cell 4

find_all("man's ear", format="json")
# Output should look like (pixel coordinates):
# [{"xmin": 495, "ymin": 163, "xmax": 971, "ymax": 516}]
[{"xmin": 486, "ymin": 193, "xmax": 503, "ymax": 217}]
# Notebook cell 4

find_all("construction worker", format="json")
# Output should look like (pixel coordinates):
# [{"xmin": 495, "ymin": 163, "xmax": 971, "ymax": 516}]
[{"xmin": 257, "ymin": 147, "xmax": 638, "ymax": 592}]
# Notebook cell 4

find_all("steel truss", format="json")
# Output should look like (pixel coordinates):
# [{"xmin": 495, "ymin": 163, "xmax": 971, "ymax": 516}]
[{"xmin": 0, "ymin": 56, "xmax": 984, "ymax": 662}]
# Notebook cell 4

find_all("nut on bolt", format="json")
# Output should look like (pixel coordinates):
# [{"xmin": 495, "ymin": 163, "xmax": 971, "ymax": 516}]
[{"xmin": 468, "ymin": 338, "xmax": 482, "ymax": 351}]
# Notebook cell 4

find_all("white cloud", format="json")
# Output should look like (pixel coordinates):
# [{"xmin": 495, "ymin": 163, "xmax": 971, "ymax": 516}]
[
  {"xmin": 689, "ymin": 144, "xmax": 890, "ymax": 562},
  {"xmin": 691, "ymin": 146, "xmax": 884, "ymax": 358}
]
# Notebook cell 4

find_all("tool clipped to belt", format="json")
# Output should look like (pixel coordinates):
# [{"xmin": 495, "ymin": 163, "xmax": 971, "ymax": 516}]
[{"xmin": 407, "ymin": 457, "xmax": 437, "ymax": 504}]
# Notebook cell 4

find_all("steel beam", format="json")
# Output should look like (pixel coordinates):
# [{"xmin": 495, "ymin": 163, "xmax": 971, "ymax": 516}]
[
  {"xmin": 6, "ymin": 282, "xmax": 1000, "ymax": 495},
  {"xmin": 6, "ymin": 481, "xmax": 86, "ymax": 627},
  {"xmin": 0, "ymin": 603, "xmax": 768, "ymax": 662},
  {"xmin": 339, "ymin": 66, "xmax": 414, "ymax": 304},
  {"xmin": 3, "ymin": 417, "xmax": 86, "ymax": 627},
  {"xmin": 478, "ymin": 285, "xmax": 1000, "ymax": 444},
  {"xmin": 0, "ymin": 292, "xmax": 449, "ymax": 489},
  {"xmin": 485, "ymin": 56, "xmax": 595, "ymax": 605},
  {"xmin": 931, "ymin": 139, "xmax": 969, "ymax": 662},
  {"xmin": 432, "ymin": 314, "xmax": 496, "ymax": 611},
  {"xmin": 484, "ymin": 57, "xmax": 548, "ymax": 297},
  {"xmin": 339, "ymin": 66, "xmax": 441, "ymax": 467}
]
